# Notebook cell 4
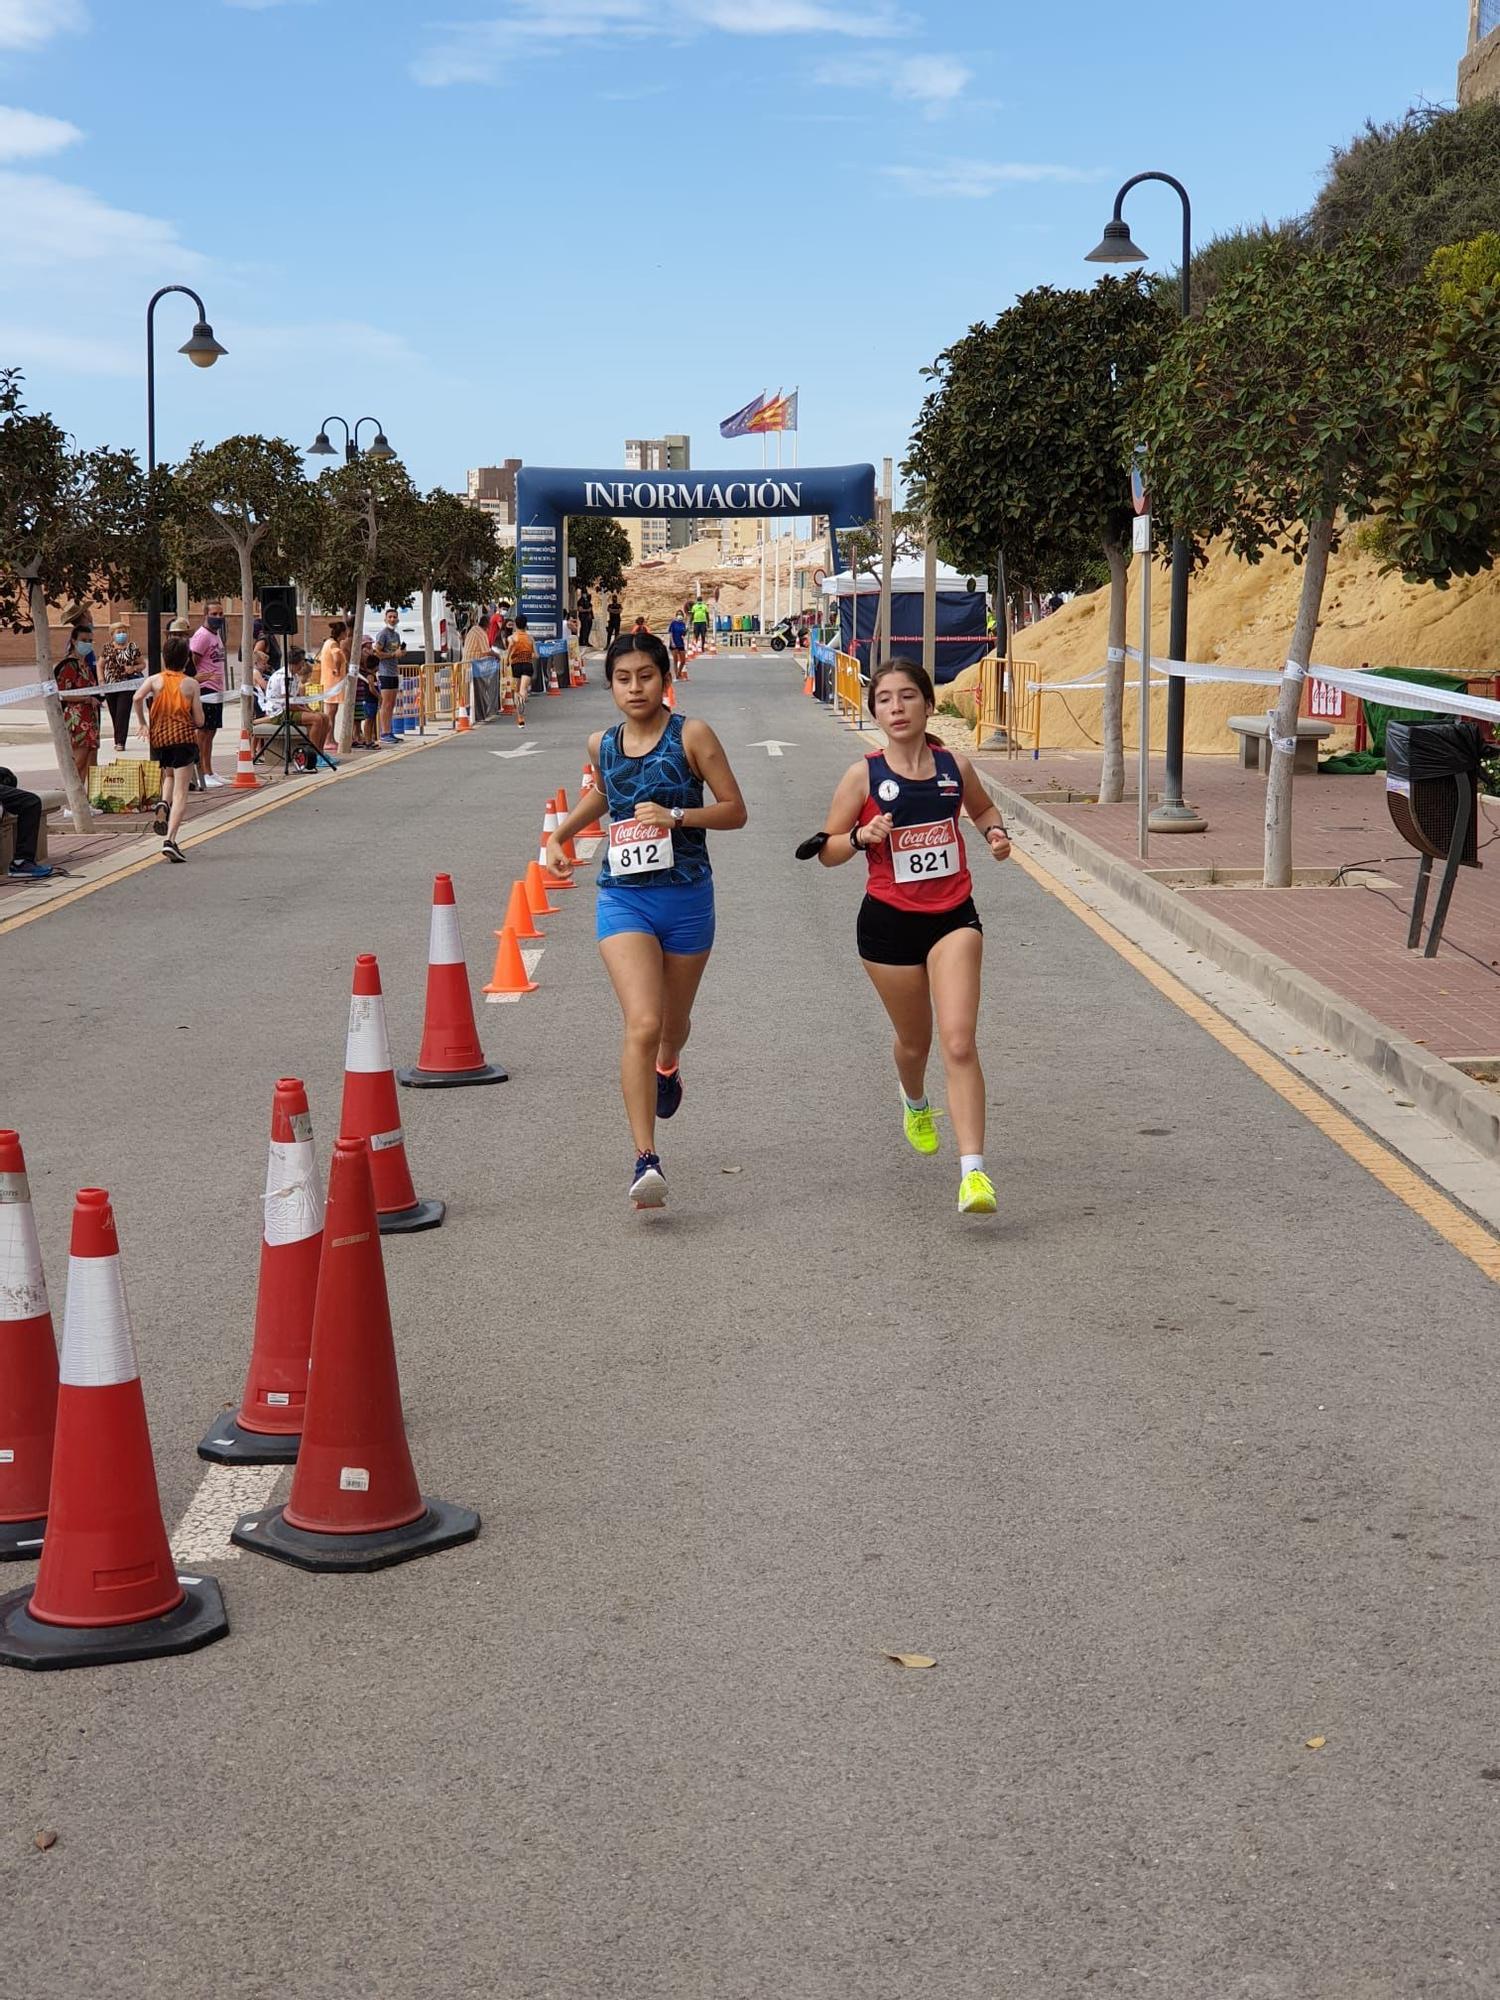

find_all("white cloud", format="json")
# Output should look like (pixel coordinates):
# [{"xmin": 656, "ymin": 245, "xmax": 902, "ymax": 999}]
[
  {"xmin": 0, "ymin": 0, "xmax": 86, "ymax": 50},
  {"xmin": 0, "ymin": 320, "xmax": 136, "ymax": 376},
  {"xmin": 228, "ymin": 320, "xmax": 419, "ymax": 369},
  {"xmin": 881, "ymin": 159, "xmax": 1103, "ymax": 199},
  {"xmin": 414, "ymin": 0, "xmax": 906, "ymax": 84},
  {"xmin": 222, "ymin": 0, "xmax": 314, "ymax": 10},
  {"xmin": 0, "ymin": 105, "xmax": 80, "ymax": 160},
  {"xmin": 815, "ymin": 49, "xmax": 970, "ymax": 116},
  {"xmin": 2, "ymin": 169, "xmax": 202, "ymax": 269}
]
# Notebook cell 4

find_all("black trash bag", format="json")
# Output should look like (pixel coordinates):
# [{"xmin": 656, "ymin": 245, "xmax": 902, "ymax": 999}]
[{"xmin": 1386, "ymin": 720, "xmax": 1484, "ymax": 784}]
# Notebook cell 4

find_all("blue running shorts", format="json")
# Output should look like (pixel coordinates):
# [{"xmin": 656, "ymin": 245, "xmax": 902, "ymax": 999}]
[{"xmin": 596, "ymin": 876, "xmax": 716, "ymax": 956}]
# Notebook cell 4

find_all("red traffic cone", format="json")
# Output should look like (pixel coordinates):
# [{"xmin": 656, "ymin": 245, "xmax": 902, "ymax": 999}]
[
  {"xmin": 198, "ymin": 1079, "xmax": 324, "ymax": 1465},
  {"xmin": 231, "ymin": 726, "xmax": 260, "ymax": 791},
  {"xmin": 397, "ymin": 874, "xmax": 508, "ymax": 1089},
  {"xmin": 231, "ymin": 1139, "xmax": 479, "ymax": 1572},
  {"xmin": 0, "ymin": 1132, "xmax": 58, "ymax": 1562},
  {"xmin": 0, "ymin": 1189, "xmax": 228, "ymax": 1670},
  {"xmin": 339, "ymin": 954, "xmax": 444, "ymax": 1234}
]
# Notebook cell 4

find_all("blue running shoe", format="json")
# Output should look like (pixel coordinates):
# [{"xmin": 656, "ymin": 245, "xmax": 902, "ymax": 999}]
[
  {"xmin": 656, "ymin": 1067, "xmax": 683, "ymax": 1120},
  {"xmin": 630, "ymin": 1152, "xmax": 667, "ymax": 1209}
]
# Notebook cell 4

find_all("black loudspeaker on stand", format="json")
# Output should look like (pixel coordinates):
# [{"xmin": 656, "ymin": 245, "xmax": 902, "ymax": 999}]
[{"xmin": 257, "ymin": 584, "xmax": 321, "ymax": 776}]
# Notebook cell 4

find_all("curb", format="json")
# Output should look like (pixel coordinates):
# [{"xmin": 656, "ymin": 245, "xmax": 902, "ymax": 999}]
[{"xmin": 978, "ymin": 768, "xmax": 1500, "ymax": 1163}]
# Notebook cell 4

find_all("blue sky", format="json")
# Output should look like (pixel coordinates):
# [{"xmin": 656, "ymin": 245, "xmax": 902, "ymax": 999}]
[{"xmin": 0, "ymin": 0, "xmax": 1464, "ymax": 493}]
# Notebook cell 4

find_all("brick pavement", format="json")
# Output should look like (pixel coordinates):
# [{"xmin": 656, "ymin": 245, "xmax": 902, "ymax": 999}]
[{"xmin": 975, "ymin": 748, "xmax": 1500, "ymax": 1063}]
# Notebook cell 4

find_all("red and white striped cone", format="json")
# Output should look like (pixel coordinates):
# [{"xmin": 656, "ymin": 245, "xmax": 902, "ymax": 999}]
[
  {"xmin": 0, "ymin": 1188, "xmax": 228, "ymax": 1670},
  {"xmin": 0, "ymin": 1132, "xmax": 58, "ymax": 1562},
  {"xmin": 397, "ymin": 874, "xmax": 509, "ymax": 1089},
  {"xmin": 539, "ymin": 802, "xmax": 574, "ymax": 889},
  {"xmin": 339, "ymin": 954, "xmax": 445, "ymax": 1234},
  {"xmin": 197, "ymin": 1078, "xmax": 325, "ymax": 1464},
  {"xmin": 231, "ymin": 726, "xmax": 260, "ymax": 791}
]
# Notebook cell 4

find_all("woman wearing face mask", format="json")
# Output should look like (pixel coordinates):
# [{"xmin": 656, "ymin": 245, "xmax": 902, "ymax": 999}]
[
  {"xmin": 54, "ymin": 616, "xmax": 101, "ymax": 790},
  {"xmin": 99, "ymin": 620, "xmax": 142, "ymax": 754}
]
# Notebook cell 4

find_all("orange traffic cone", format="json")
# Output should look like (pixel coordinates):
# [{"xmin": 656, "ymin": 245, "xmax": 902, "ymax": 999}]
[
  {"xmin": 524, "ymin": 859, "xmax": 561, "ymax": 919},
  {"xmin": 803, "ymin": 665, "xmax": 815, "ymax": 696},
  {"xmin": 231, "ymin": 726, "xmax": 260, "ymax": 790},
  {"xmin": 539, "ymin": 802, "xmax": 574, "ymax": 889},
  {"xmin": 545, "ymin": 656, "xmax": 561, "ymax": 697},
  {"xmin": 503, "ymin": 877, "xmax": 543, "ymax": 942},
  {"xmin": 581, "ymin": 760, "xmax": 597, "ymax": 798},
  {"xmin": 0, "ymin": 1131, "xmax": 57, "ymax": 1562},
  {"xmin": 232, "ymin": 1139, "xmax": 479, "ymax": 1573},
  {"xmin": 339, "ymin": 954, "xmax": 444, "ymax": 1234},
  {"xmin": 198, "ymin": 1078, "xmax": 324, "ymax": 1465},
  {"xmin": 482, "ymin": 924, "xmax": 538, "ymax": 997},
  {"xmin": 502, "ymin": 680, "xmax": 516, "ymax": 716},
  {"xmin": 664, "ymin": 680, "xmax": 677, "ymax": 711},
  {"xmin": 455, "ymin": 702, "xmax": 472, "ymax": 733},
  {"xmin": 397, "ymin": 874, "xmax": 508, "ymax": 1089},
  {"xmin": 0, "ymin": 1188, "xmax": 229, "ymax": 1669}
]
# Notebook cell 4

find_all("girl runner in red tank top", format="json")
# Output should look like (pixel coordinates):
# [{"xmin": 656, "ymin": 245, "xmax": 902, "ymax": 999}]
[{"xmin": 817, "ymin": 658, "xmax": 1011, "ymax": 1215}]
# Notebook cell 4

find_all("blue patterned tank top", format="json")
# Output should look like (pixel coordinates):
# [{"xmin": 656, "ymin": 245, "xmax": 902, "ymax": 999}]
[{"xmin": 597, "ymin": 711, "xmax": 710, "ymax": 887}]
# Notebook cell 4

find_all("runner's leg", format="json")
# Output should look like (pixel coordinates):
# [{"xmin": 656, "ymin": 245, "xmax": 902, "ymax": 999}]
[
  {"xmin": 165, "ymin": 765, "xmax": 190, "ymax": 842},
  {"xmin": 657, "ymin": 947, "xmax": 711, "ymax": 1074},
  {"xmin": 926, "ymin": 926, "xmax": 985, "ymax": 1157},
  {"xmin": 600, "ymin": 930, "xmax": 666, "ymax": 1156},
  {"xmin": 860, "ymin": 959, "xmax": 933, "ymax": 1106}
]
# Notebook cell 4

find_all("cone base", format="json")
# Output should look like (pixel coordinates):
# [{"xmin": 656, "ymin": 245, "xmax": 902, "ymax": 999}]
[
  {"xmin": 197, "ymin": 1409, "xmax": 300, "ymax": 1465},
  {"xmin": 230, "ymin": 1497, "xmax": 479, "ymax": 1573},
  {"xmin": 0, "ymin": 1577, "xmax": 228, "ymax": 1672},
  {"xmin": 396, "ymin": 1061, "xmax": 509, "ymax": 1090},
  {"xmin": 0, "ymin": 1516, "xmax": 47, "ymax": 1564},
  {"xmin": 377, "ymin": 1198, "xmax": 445, "ymax": 1235}
]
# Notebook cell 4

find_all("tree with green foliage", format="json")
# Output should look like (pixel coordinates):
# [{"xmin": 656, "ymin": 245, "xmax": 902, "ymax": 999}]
[
  {"xmin": 1136, "ymin": 236, "xmax": 1424, "ymax": 886},
  {"xmin": 1426, "ymin": 230, "xmax": 1500, "ymax": 303},
  {"xmin": 304, "ymin": 457, "xmax": 416, "ymax": 752},
  {"xmin": 384, "ymin": 488, "xmax": 499, "ymax": 664},
  {"xmin": 565, "ymin": 516, "xmax": 632, "ymax": 595},
  {"xmin": 907, "ymin": 276, "xmax": 1172, "ymax": 801},
  {"xmin": 1307, "ymin": 99, "xmax": 1500, "ymax": 281},
  {"xmin": 168, "ymin": 436, "xmax": 316, "ymax": 737},
  {"xmin": 0, "ymin": 369, "xmax": 151, "ymax": 825}
]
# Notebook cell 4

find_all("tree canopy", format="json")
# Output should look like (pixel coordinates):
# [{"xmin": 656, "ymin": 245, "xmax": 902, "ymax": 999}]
[{"xmin": 566, "ymin": 516, "xmax": 632, "ymax": 593}]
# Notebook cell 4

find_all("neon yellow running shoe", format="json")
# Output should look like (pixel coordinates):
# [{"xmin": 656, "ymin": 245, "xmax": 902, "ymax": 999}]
[
  {"xmin": 958, "ymin": 1169, "xmax": 997, "ymax": 1214},
  {"xmin": 902, "ymin": 1098, "xmax": 939, "ymax": 1155}
]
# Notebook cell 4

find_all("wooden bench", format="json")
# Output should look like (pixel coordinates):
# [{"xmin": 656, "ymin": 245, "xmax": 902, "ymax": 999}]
[
  {"xmin": 1227, "ymin": 713, "xmax": 1333, "ymax": 776},
  {"xmin": 0, "ymin": 787, "xmax": 65, "ymax": 870}
]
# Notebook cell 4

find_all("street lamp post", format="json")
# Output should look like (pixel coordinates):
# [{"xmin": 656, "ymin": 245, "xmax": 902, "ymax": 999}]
[
  {"xmin": 145, "ymin": 285, "xmax": 226, "ymax": 672},
  {"xmin": 307, "ymin": 416, "xmax": 396, "ymax": 464},
  {"xmin": 1086, "ymin": 172, "xmax": 1206, "ymax": 833}
]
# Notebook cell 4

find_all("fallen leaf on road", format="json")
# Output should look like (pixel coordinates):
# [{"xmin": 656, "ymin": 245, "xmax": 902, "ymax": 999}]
[
  {"xmin": 884, "ymin": 1652, "xmax": 937, "ymax": 1670},
  {"xmin": 34, "ymin": 1830, "xmax": 56, "ymax": 1850},
  {"xmin": 1304, "ymin": 1736, "xmax": 1326, "ymax": 1751},
  {"xmin": 720, "ymin": 1166, "xmax": 744, "ymax": 1175}
]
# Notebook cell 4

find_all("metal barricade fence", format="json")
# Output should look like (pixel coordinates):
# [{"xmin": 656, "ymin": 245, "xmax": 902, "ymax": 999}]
[
  {"xmin": 971, "ymin": 652, "xmax": 1039, "ymax": 754},
  {"xmin": 834, "ymin": 651, "xmax": 866, "ymax": 727}
]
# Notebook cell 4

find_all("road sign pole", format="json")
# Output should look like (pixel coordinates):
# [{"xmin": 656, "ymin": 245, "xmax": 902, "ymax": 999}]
[{"xmin": 1135, "ymin": 511, "xmax": 1152, "ymax": 860}]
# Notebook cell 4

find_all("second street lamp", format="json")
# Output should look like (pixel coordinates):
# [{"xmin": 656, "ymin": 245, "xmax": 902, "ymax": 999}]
[
  {"xmin": 1087, "ymin": 171, "xmax": 1206, "ymax": 834},
  {"xmin": 307, "ymin": 416, "xmax": 396, "ymax": 464}
]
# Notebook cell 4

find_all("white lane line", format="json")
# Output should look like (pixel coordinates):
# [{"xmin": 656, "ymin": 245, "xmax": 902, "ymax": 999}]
[
  {"xmin": 485, "ymin": 945, "xmax": 544, "ymax": 1003},
  {"xmin": 170, "ymin": 1464, "xmax": 282, "ymax": 1565},
  {"xmin": 576, "ymin": 839, "xmax": 601, "ymax": 860}
]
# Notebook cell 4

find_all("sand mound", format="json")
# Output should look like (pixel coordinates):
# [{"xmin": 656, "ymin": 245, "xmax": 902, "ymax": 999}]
[
  {"xmin": 614, "ymin": 536, "xmax": 828, "ymax": 635},
  {"xmin": 1015, "ymin": 540, "xmax": 1500, "ymax": 755}
]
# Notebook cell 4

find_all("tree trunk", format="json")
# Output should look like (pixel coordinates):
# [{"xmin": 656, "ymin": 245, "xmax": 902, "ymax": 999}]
[
  {"xmin": 1263, "ymin": 514, "xmax": 1333, "ymax": 889},
  {"xmin": 237, "ymin": 545, "xmax": 257, "ymax": 744},
  {"xmin": 338, "ymin": 577, "xmax": 366, "ymax": 754},
  {"xmin": 29, "ymin": 577, "xmax": 92, "ymax": 828},
  {"xmin": 420, "ymin": 583, "xmax": 436, "ymax": 667},
  {"xmin": 1097, "ymin": 536, "xmax": 1129, "ymax": 805}
]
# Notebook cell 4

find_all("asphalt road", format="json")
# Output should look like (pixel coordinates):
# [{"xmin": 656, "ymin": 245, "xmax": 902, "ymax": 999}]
[{"xmin": 4, "ymin": 656, "xmax": 1499, "ymax": 1999}]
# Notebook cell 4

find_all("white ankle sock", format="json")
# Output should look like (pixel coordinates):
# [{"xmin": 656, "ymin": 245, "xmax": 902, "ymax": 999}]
[
  {"xmin": 961, "ymin": 1154, "xmax": 985, "ymax": 1177},
  {"xmin": 902, "ymin": 1091, "xmax": 928, "ymax": 1112}
]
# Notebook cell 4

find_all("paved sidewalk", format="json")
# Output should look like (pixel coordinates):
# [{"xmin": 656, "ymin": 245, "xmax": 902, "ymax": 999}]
[{"xmin": 975, "ymin": 750, "xmax": 1500, "ymax": 1064}]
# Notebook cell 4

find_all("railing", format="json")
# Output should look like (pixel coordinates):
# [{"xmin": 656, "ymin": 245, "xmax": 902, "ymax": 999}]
[{"xmin": 971, "ymin": 652, "xmax": 1039, "ymax": 754}]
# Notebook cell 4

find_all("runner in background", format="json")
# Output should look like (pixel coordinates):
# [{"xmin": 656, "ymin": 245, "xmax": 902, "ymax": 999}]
[
  {"xmin": 506, "ymin": 615, "xmax": 537, "ymax": 727},
  {"xmin": 134, "ymin": 633, "xmax": 204, "ymax": 863},
  {"xmin": 668, "ymin": 608, "xmax": 689, "ymax": 681},
  {"xmin": 815, "ymin": 658, "xmax": 1010, "ymax": 1216},
  {"xmin": 545, "ymin": 631, "xmax": 748, "ymax": 1210}
]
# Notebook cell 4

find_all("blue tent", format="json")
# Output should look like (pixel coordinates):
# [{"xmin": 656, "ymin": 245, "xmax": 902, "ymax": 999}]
[{"xmin": 821, "ymin": 565, "xmax": 990, "ymax": 684}]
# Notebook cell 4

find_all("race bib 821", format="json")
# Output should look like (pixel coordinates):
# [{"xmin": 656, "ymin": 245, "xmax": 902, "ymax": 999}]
[{"xmin": 891, "ymin": 819, "xmax": 959, "ymax": 883}]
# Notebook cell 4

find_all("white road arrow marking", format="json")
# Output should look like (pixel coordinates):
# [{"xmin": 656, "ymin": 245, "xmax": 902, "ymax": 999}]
[
  {"xmin": 748, "ymin": 740, "xmax": 797, "ymax": 758},
  {"xmin": 491, "ymin": 742, "xmax": 541, "ymax": 759}
]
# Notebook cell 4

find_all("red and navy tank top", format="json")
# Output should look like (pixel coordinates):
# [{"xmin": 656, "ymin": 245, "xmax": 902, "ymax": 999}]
[{"xmin": 857, "ymin": 740, "xmax": 973, "ymax": 913}]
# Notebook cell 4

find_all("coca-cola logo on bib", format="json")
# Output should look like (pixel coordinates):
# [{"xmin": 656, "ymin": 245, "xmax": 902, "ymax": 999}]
[
  {"xmin": 894, "ymin": 821, "xmax": 956, "ymax": 851},
  {"xmin": 612, "ymin": 820, "xmax": 659, "ymax": 844}
]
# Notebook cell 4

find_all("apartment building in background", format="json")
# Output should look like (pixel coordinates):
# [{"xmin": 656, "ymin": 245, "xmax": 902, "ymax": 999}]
[
  {"xmin": 622, "ymin": 435, "xmax": 693, "ymax": 559},
  {"xmin": 466, "ymin": 460, "xmax": 522, "ymax": 546}
]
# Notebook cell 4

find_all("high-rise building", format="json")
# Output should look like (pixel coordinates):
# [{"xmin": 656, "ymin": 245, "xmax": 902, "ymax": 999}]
[
  {"xmin": 466, "ymin": 460, "xmax": 522, "ymax": 525},
  {"xmin": 622, "ymin": 435, "xmax": 693, "ymax": 558}
]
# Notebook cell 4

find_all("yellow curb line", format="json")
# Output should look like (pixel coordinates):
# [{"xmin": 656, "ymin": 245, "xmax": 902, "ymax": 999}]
[
  {"xmin": 1009, "ymin": 844, "xmax": 1500, "ymax": 1287},
  {"xmin": 0, "ymin": 732, "xmax": 456, "ymax": 939}
]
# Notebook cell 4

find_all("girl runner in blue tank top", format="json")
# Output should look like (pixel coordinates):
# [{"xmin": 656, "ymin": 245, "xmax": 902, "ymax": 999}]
[{"xmin": 547, "ymin": 632, "xmax": 748, "ymax": 1209}]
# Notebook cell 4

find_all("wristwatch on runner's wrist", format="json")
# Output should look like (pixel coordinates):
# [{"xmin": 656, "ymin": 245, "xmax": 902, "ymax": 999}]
[{"xmin": 670, "ymin": 806, "xmax": 686, "ymax": 826}]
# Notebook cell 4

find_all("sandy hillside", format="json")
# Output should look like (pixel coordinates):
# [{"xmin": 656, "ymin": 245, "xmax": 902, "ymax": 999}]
[
  {"xmin": 1006, "ymin": 539, "xmax": 1500, "ymax": 756},
  {"xmin": 614, "ymin": 536, "xmax": 828, "ymax": 634}
]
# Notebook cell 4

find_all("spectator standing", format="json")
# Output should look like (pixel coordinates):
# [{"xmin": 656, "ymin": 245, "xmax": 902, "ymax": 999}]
[
  {"xmin": 189, "ymin": 601, "xmax": 228, "ymax": 788},
  {"xmin": 134, "ymin": 633, "xmax": 204, "ymax": 862},
  {"xmin": 605, "ymin": 594, "xmax": 622, "ymax": 647},
  {"xmin": 462, "ymin": 618, "xmax": 501, "ymax": 723},
  {"xmin": 99, "ymin": 620, "xmax": 141, "ymax": 754},
  {"xmin": 576, "ymin": 586, "xmax": 594, "ymax": 651},
  {"xmin": 373, "ymin": 607, "xmax": 403, "ymax": 743},
  {"xmin": 690, "ymin": 594, "xmax": 710, "ymax": 655},
  {"xmin": 318, "ymin": 620, "xmax": 349, "ymax": 741},
  {"xmin": 356, "ymin": 637, "xmax": 380, "ymax": 747},
  {"xmin": 0, "ymin": 764, "xmax": 54, "ymax": 879},
  {"xmin": 54, "ymin": 615, "xmax": 100, "ymax": 793}
]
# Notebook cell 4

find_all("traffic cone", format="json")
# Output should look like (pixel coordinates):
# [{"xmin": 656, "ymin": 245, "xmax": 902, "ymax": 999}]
[
  {"xmin": 545, "ymin": 657, "xmax": 562, "ymax": 697},
  {"xmin": 232, "ymin": 726, "xmax": 260, "ymax": 791},
  {"xmin": 197, "ymin": 1079, "xmax": 324, "ymax": 1465},
  {"xmin": 551, "ymin": 791, "xmax": 581, "ymax": 868},
  {"xmin": 482, "ymin": 925, "xmax": 538, "ymax": 997},
  {"xmin": 232, "ymin": 1139, "xmax": 479, "ymax": 1573},
  {"xmin": 0, "ymin": 1132, "xmax": 57, "ymax": 1562},
  {"xmin": 503, "ymin": 877, "xmax": 543, "ymax": 942},
  {"xmin": 581, "ymin": 760, "xmax": 597, "ymax": 799},
  {"xmin": 664, "ymin": 680, "xmax": 677, "ymax": 711},
  {"xmin": 397, "ymin": 874, "xmax": 508, "ymax": 1089},
  {"xmin": 537, "ymin": 802, "xmax": 574, "ymax": 889},
  {"xmin": 803, "ymin": 666, "xmax": 815, "ymax": 696},
  {"xmin": 524, "ymin": 859, "xmax": 560, "ymax": 919},
  {"xmin": 339, "ymin": 954, "xmax": 444, "ymax": 1235},
  {"xmin": 455, "ymin": 701, "xmax": 471, "ymax": 733},
  {"xmin": 502, "ymin": 680, "xmax": 515, "ymax": 716},
  {"xmin": 0, "ymin": 1189, "xmax": 229, "ymax": 1670}
]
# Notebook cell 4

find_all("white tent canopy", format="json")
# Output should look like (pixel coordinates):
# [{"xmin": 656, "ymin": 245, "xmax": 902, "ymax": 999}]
[{"xmin": 820, "ymin": 562, "xmax": 988, "ymax": 598}]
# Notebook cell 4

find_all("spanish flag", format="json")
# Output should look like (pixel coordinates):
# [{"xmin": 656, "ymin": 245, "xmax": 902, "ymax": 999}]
[{"xmin": 747, "ymin": 389, "xmax": 798, "ymax": 434}]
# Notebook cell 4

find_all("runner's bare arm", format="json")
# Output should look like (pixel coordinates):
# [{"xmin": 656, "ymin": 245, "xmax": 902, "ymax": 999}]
[
  {"xmin": 819, "ymin": 761, "xmax": 888, "ymax": 865},
  {"xmin": 956, "ymin": 753, "xmax": 1010, "ymax": 859}
]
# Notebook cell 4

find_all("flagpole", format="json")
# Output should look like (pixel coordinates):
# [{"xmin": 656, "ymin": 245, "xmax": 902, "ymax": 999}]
[
  {"xmin": 773, "ymin": 431, "xmax": 783, "ymax": 627},
  {"xmin": 759, "ymin": 428, "xmax": 766, "ymax": 640}
]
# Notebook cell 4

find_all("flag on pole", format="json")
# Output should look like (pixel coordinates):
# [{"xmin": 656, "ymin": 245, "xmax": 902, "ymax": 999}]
[
  {"xmin": 720, "ymin": 392, "xmax": 768, "ymax": 439},
  {"xmin": 748, "ymin": 388, "xmax": 798, "ymax": 434}
]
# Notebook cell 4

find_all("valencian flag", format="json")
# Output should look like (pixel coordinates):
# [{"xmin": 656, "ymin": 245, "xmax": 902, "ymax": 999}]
[
  {"xmin": 748, "ymin": 389, "xmax": 798, "ymax": 434},
  {"xmin": 719, "ymin": 392, "xmax": 769, "ymax": 439}
]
